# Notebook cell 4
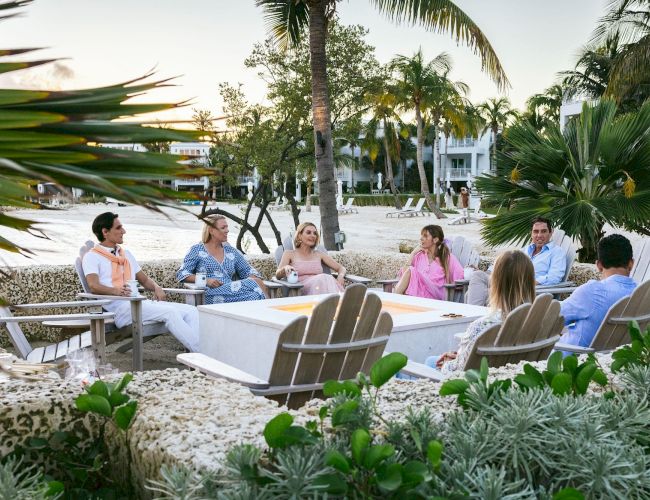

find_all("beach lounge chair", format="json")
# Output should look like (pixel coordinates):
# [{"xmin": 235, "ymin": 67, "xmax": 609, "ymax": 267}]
[
  {"xmin": 554, "ymin": 279, "xmax": 650, "ymax": 355},
  {"xmin": 449, "ymin": 198, "xmax": 488, "ymax": 225},
  {"xmin": 338, "ymin": 198, "xmax": 358, "ymax": 215},
  {"xmin": 399, "ymin": 293, "xmax": 564, "ymax": 380},
  {"xmin": 178, "ymin": 285, "xmax": 394, "ymax": 409},
  {"xmin": 73, "ymin": 240, "xmax": 205, "ymax": 371},
  {"xmin": 0, "ymin": 300, "xmax": 115, "ymax": 364},
  {"xmin": 396, "ymin": 198, "xmax": 427, "ymax": 218},
  {"xmin": 268, "ymin": 196, "xmax": 288, "ymax": 211},
  {"xmin": 271, "ymin": 235, "xmax": 372, "ymax": 296},
  {"xmin": 385, "ymin": 198, "xmax": 413, "ymax": 218}
]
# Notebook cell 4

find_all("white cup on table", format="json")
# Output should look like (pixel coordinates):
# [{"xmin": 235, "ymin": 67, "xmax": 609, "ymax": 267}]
[
  {"xmin": 287, "ymin": 270, "xmax": 299, "ymax": 284},
  {"xmin": 126, "ymin": 280, "xmax": 140, "ymax": 297},
  {"xmin": 195, "ymin": 272, "xmax": 207, "ymax": 288}
]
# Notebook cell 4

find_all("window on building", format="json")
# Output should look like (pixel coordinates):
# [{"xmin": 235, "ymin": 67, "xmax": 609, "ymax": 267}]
[{"xmin": 451, "ymin": 158, "xmax": 465, "ymax": 169}]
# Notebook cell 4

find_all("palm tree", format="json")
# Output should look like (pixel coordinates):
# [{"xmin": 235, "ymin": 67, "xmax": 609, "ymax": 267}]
[
  {"xmin": 478, "ymin": 97, "xmax": 518, "ymax": 171},
  {"xmin": 255, "ymin": 0, "xmax": 509, "ymax": 248},
  {"xmin": 362, "ymin": 90, "xmax": 404, "ymax": 209},
  {"xmin": 526, "ymin": 84, "xmax": 565, "ymax": 122},
  {"xmin": 0, "ymin": 1, "xmax": 203, "ymax": 256},
  {"xmin": 592, "ymin": 0, "xmax": 650, "ymax": 104},
  {"xmin": 476, "ymin": 100, "xmax": 650, "ymax": 262},
  {"xmin": 391, "ymin": 50, "xmax": 452, "ymax": 216}
]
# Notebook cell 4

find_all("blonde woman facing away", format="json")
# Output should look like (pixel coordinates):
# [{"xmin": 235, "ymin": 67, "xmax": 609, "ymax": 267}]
[
  {"xmin": 394, "ymin": 225, "xmax": 464, "ymax": 300},
  {"xmin": 276, "ymin": 222, "xmax": 346, "ymax": 295},
  {"xmin": 430, "ymin": 250, "xmax": 536, "ymax": 376},
  {"xmin": 177, "ymin": 215, "xmax": 267, "ymax": 304}
]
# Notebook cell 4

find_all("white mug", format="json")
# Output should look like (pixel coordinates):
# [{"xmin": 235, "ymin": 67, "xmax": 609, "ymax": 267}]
[
  {"xmin": 287, "ymin": 270, "xmax": 299, "ymax": 284},
  {"xmin": 195, "ymin": 272, "xmax": 207, "ymax": 288},
  {"xmin": 126, "ymin": 280, "xmax": 139, "ymax": 297},
  {"xmin": 463, "ymin": 267, "xmax": 474, "ymax": 281}
]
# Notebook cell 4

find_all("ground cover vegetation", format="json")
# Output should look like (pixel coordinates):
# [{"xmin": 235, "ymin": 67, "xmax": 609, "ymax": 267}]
[
  {"xmin": 5, "ymin": 322, "xmax": 636, "ymax": 498},
  {"xmin": 0, "ymin": 0, "xmax": 209, "ymax": 261}
]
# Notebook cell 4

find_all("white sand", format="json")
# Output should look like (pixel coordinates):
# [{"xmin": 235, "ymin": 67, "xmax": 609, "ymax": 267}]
[{"xmin": 0, "ymin": 201, "xmax": 641, "ymax": 267}]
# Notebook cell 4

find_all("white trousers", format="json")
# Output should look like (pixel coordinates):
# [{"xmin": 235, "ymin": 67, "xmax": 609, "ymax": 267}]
[{"xmin": 109, "ymin": 300, "xmax": 200, "ymax": 352}]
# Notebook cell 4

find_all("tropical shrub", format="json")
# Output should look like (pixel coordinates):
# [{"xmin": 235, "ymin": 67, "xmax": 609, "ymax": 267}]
[{"xmin": 476, "ymin": 100, "xmax": 650, "ymax": 261}]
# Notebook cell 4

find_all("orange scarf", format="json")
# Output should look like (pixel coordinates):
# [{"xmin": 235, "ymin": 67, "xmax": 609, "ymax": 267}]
[{"xmin": 91, "ymin": 245, "xmax": 132, "ymax": 288}]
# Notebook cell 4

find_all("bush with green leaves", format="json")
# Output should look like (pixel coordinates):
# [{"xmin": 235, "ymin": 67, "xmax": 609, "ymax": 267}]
[
  {"xmin": 611, "ymin": 321, "xmax": 650, "ymax": 373},
  {"xmin": 7, "ymin": 374, "xmax": 137, "ymax": 499},
  {"xmin": 0, "ymin": 457, "xmax": 55, "ymax": 500}
]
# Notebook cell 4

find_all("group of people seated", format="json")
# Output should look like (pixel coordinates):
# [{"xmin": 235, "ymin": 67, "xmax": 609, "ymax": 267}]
[{"xmin": 83, "ymin": 211, "xmax": 640, "ymax": 368}]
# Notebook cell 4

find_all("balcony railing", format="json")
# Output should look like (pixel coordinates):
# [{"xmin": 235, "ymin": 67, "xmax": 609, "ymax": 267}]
[
  {"xmin": 449, "ymin": 138, "xmax": 476, "ymax": 148},
  {"xmin": 446, "ymin": 168, "xmax": 472, "ymax": 178}
]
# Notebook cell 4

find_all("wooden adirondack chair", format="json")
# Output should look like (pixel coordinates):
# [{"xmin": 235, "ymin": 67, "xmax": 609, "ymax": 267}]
[
  {"xmin": 74, "ymin": 240, "xmax": 204, "ymax": 370},
  {"xmin": 271, "ymin": 235, "xmax": 372, "ymax": 296},
  {"xmin": 400, "ymin": 293, "xmax": 564, "ymax": 380},
  {"xmin": 378, "ymin": 235, "xmax": 479, "ymax": 302},
  {"xmin": 535, "ymin": 229, "xmax": 577, "ymax": 294},
  {"xmin": 386, "ymin": 197, "xmax": 414, "ymax": 218},
  {"xmin": 0, "ymin": 300, "xmax": 115, "ymax": 364},
  {"xmin": 178, "ymin": 285, "xmax": 393, "ymax": 409},
  {"xmin": 554, "ymin": 279, "xmax": 650, "ymax": 355}
]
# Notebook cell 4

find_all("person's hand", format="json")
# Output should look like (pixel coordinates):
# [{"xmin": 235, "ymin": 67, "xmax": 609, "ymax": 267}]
[
  {"xmin": 336, "ymin": 275, "xmax": 345, "ymax": 286},
  {"xmin": 115, "ymin": 284, "xmax": 131, "ymax": 297},
  {"xmin": 206, "ymin": 278, "xmax": 222, "ymax": 288},
  {"xmin": 152, "ymin": 285, "xmax": 166, "ymax": 301},
  {"xmin": 283, "ymin": 265, "xmax": 294, "ymax": 277},
  {"xmin": 436, "ymin": 351, "xmax": 457, "ymax": 369}
]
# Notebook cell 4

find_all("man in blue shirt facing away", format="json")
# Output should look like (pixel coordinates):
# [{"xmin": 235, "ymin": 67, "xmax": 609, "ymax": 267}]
[
  {"xmin": 558, "ymin": 234, "xmax": 637, "ymax": 350},
  {"xmin": 466, "ymin": 217, "xmax": 567, "ymax": 306}
]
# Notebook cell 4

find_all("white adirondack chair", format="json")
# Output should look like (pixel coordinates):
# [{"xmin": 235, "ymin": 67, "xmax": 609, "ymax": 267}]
[
  {"xmin": 554, "ymin": 279, "xmax": 650, "ymax": 355},
  {"xmin": 74, "ymin": 240, "xmax": 204, "ymax": 370},
  {"xmin": 400, "ymin": 293, "xmax": 564, "ymax": 380},
  {"xmin": 178, "ymin": 285, "xmax": 393, "ymax": 409},
  {"xmin": 338, "ymin": 198, "xmax": 358, "ymax": 214},
  {"xmin": 385, "ymin": 197, "xmax": 413, "ymax": 218},
  {"xmin": 0, "ymin": 300, "xmax": 114, "ymax": 364}
]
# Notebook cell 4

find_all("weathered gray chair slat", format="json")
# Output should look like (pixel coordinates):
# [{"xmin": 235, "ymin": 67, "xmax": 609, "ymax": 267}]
[
  {"xmin": 75, "ymin": 240, "xmax": 203, "ymax": 371},
  {"xmin": 0, "ymin": 300, "xmax": 114, "ymax": 364},
  {"xmin": 272, "ymin": 235, "xmax": 372, "ymax": 295},
  {"xmin": 555, "ymin": 279, "xmax": 650, "ymax": 354},
  {"xmin": 400, "ymin": 293, "xmax": 563, "ymax": 381},
  {"xmin": 177, "ymin": 285, "xmax": 393, "ymax": 409},
  {"xmin": 631, "ymin": 239, "xmax": 650, "ymax": 284}
]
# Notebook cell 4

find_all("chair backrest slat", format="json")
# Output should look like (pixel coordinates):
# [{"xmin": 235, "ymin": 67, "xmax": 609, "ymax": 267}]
[
  {"xmin": 592, "ymin": 280, "xmax": 650, "ymax": 350},
  {"xmin": 76, "ymin": 240, "xmax": 96, "ymax": 294},
  {"xmin": 360, "ymin": 312, "xmax": 393, "ymax": 373},
  {"xmin": 402, "ymin": 198, "xmax": 414, "ymax": 211},
  {"xmin": 412, "ymin": 198, "xmax": 425, "ymax": 212},
  {"xmin": 0, "ymin": 306, "xmax": 33, "ymax": 359},
  {"xmin": 632, "ymin": 240, "xmax": 650, "ymax": 284}
]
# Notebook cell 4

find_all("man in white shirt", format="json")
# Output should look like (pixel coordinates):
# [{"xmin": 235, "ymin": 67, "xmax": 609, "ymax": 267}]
[{"xmin": 82, "ymin": 212, "xmax": 199, "ymax": 352}]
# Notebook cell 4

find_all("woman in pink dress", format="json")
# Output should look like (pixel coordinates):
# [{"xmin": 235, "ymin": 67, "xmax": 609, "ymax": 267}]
[
  {"xmin": 394, "ymin": 225, "xmax": 463, "ymax": 300},
  {"xmin": 275, "ymin": 222, "xmax": 345, "ymax": 295}
]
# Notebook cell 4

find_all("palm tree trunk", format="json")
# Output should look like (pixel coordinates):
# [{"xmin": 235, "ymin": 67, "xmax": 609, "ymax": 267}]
[
  {"xmin": 434, "ymin": 123, "xmax": 442, "ymax": 207},
  {"xmin": 491, "ymin": 125, "xmax": 498, "ymax": 171},
  {"xmin": 309, "ymin": 1, "xmax": 340, "ymax": 249},
  {"xmin": 415, "ymin": 105, "xmax": 443, "ymax": 217},
  {"xmin": 382, "ymin": 126, "xmax": 402, "ymax": 209}
]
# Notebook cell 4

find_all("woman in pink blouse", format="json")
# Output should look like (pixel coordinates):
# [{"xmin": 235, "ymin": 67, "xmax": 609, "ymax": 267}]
[{"xmin": 394, "ymin": 225, "xmax": 463, "ymax": 300}]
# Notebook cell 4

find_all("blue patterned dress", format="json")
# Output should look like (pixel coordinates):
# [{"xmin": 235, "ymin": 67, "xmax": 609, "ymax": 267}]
[{"xmin": 177, "ymin": 243, "xmax": 265, "ymax": 304}]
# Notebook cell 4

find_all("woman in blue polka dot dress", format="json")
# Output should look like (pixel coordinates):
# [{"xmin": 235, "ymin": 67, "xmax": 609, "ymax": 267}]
[{"xmin": 177, "ymin": 215, "xmax": 267, "ymax": 304}]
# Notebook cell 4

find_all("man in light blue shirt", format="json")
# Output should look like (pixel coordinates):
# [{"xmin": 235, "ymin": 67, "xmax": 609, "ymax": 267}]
[
  {"xmin": 559, "ymin": 234, "xmax": 637, "ymax": 350},
  {"xmin": 466, "ymin": 217, "xmax": 567, "ymax": 305}
]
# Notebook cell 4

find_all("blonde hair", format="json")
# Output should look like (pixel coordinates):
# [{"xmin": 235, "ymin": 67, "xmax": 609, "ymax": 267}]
[
  {"xmin": 293, "ymin": 222, "xmax": 319, "ymax": 249},
  {"xmin": 201, "ymin": 214, "xmax": 226, "ymax": 243},
  {"xmin": 489, "ymin": 250, "xmax": 536, "ymax": 315}
]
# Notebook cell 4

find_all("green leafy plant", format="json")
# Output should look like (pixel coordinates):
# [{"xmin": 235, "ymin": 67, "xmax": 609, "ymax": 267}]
[
  {"xmin": 440, "ymin": 357, "xmax": 512, "ymax": 410},
  {"xmin": 0, "ymin": 456, "xmax": 56, "ymax": 500},
  {"xmin": 9, "ymin": 374, "xmax": 137, "ymax": 499},
  {"xmin": 611, "ymin": 321, "xmax": 650, "ymax": 373},
  {"xmin": 514, "ymin": 352, "xmax": 608, "ymax": 396}
]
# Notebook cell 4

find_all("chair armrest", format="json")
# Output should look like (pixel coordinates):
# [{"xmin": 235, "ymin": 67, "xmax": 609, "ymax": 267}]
[
  {"xmin": 0, "ymin": 312, "xmax": 115, "ymax": 324},
  {"xmin": 263, "ymin": 280, "xmax": 283, "ymax": 290},
  {"xmin": 78, "ymin": 292, "xmax": 145, "ymax": 302},
  {"xmin": 376, "ymin": 278, "xmax": 399, "ymax": 293},
  {"xmin": 535, "ymin": 286, "xmax": 577, "ymax": 295},
  {"xmin": 270, "ymin": 278, "xmax": 304, "ymax": 289},
  {"xmin": 553, "ymin": 342, "xmax": 595, "ymax": 354},
  {"xmin": 162, "ymin": 288, "xmax": 204, "ymax": 296},
  {"xmin": 335, "ymin": 273, "xmax": 372, "ymax": 285},
  {"xmin": 177, "ymin": 353, "xmax": 269, "ymax": 388},
  {"xmin": 537, "ymin": 281, "xmax": 575, "ymax": 289},
  {"xmin": 376, "ymin": 279, "xmax": 399, "ymax": 285},
  {"xmin": 13, "ymin": 300, "xmax": 111, "ymax": 310}
]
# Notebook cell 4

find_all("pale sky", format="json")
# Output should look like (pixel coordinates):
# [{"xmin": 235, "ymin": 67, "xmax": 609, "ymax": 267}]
[{"xmin": 0, "ymin": 0, "xmax": 606, "ymax": 124}]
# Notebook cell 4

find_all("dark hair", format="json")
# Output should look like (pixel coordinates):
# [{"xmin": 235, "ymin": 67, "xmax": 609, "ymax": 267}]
[
  {"xmin": 531, "ymin": 217, "xmax": 552, "ymax": 232},
  {"xmin": 598, "ymin": 234, "xmax": 633, "ymax": 269},
  {"xmin": 92, "ymin": 212, "xmax": 119, "ymax": 242},
  {"xmin": 421, "ymin": 225, "xmax": 452, "ymax": 282}
]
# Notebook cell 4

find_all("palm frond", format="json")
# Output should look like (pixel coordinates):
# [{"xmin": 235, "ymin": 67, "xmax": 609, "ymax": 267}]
[
  {"xmin": 371, "ymin": 0, "xmax": 510, "ymax": 90},
  {"xmin": 255, "ymin": 0, "xmax": 309, "ymax": 50}
]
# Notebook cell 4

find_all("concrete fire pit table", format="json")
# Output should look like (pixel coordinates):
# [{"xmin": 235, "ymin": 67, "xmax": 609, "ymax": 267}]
[{"xmin": 198, "ymin": 291, "xmax": 489, "ymax": 380}]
